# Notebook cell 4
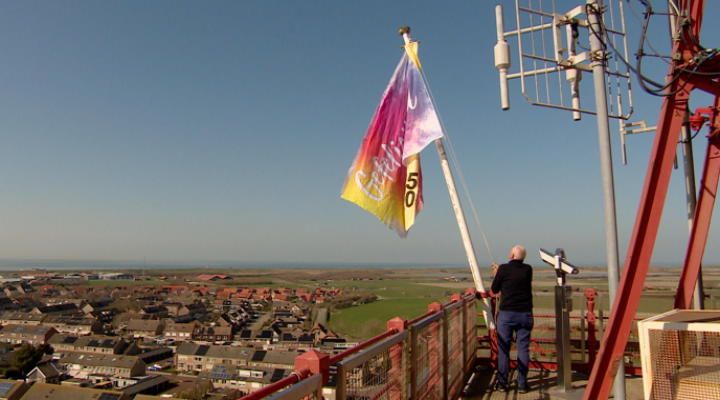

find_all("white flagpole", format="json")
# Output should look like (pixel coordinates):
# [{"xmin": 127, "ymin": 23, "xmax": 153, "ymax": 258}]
[{"xmin": 400, "ymin": 27, "xmax": 495, "ymax": 330}]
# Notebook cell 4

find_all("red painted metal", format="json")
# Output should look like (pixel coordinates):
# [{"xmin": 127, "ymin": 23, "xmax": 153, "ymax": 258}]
[
  {"xmin": 675, "ymin": 97, "xmax": 720, "ymax": 309},
  {"xmin": 294, "ymin": 349, "xmax": 329, "ymax": 385},
  {"xmin": 584, "ymin": 288, "xmax": 598, "ymax": 366},
  {"xmin": 238, "ymin": 369, "xmax": 309, "ymax": 400},
  {"xmin": 584, "ymin": 77, "xmax": 692, "ymax": 400},
  {"xmin": 489, "ymin": 295, "xmax": 498, "ymax": 368},
  {"xmin": 688, "ymin": 107, "xmax": 715, "ymax": 131},
  {"xmin": 475, "ymin": 357, "xmax": 643, "ymax": 376},
  {"xmin": 690, "ymin": 75, "xmax": 720, "ymax": 97},
  {"xmin": 328, "ymin": 328, "xmax": 398, "ymax": 364},
  {"xmin": 407, "ymin": 309, "xmax": 437, "ymax": 325},
  {"xmin": 585, "ymin": 1, "xmax": 711, "ymax": 397}
]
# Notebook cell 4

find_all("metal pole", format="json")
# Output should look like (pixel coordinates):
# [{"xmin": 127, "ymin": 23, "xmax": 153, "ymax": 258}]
[
  {"xmin": 668, "ymin": 1, "xmax": 704, "ymax": 310},
  {"xmin": 400, "ymin": 28, "xmax": 494, "ymax": 330},
  {"xmin": 434, "ymin": 140, "xmax": 494, "ymax": 329},
  {"xmin": 552, "ymin": 250, "xmax": 573, "ymax": 392},
  {"xmin": 587, "ymin": 1, "xmax": 626, "ymax": 398},
  {"xmin": 681, "ymin": 116, "xmax": 705, "ymax": 309},
  {"xmin": 555, "ymin": 282, "xmax": 573, "ymax": 391}
]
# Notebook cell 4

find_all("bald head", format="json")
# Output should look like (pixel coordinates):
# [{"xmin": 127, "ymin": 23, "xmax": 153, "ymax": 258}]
[{"xmin": 509, "ymin": 245, "xmax": 526, "ymax": 261}]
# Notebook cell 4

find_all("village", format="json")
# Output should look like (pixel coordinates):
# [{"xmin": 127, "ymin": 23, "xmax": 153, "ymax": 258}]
[{"xmin": 0, "ymin": 270, "xmax": 354, "ymax": 399}]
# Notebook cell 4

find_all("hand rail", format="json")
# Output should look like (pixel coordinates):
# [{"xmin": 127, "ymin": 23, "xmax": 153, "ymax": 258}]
[
  {"xmin": 410, "ymin": 309, "xmax": 443, "ymax": 330},
  {"xmin": 239, "ymin": 289, "xmax": 478, "ymax": 400},
  {"xmin": 337, "ymin": 330, "xmax": 408, "ymax": 371},
  {"xmin": 407, "ymin": 309, "xmax": 436, "ymax": 325},
  {"xmin": 265, "ymin": 374, "xmax": 323, "ymax": 400},
  {"xmin": 328, "ymin": 328, "xmax": 398, "ymax": 364},
  {"xmin": 238, "ymin": 369, "xmax": 310, "ymax": 400}
]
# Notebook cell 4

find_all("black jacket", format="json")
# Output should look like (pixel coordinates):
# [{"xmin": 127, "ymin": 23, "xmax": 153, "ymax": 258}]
[{"xmin": 491, "ymin": 259, "xmax": 533, "ymax": 312}]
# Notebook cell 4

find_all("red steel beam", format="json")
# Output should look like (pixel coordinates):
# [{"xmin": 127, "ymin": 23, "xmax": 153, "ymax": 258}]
[
  {"xmin": 585, "ymin": 1, "xmax": 706, "ymax": 397},
  {"xmin": 675, "ymin": 96, "xmax": 720, "ymax": 308},
  {"xmin": 690, "ymin": 76, "xmax": 720, "ymax": 97},
  {"xmin": 583, "ymin": 78, "xmax": 691, "ymax": 399}
]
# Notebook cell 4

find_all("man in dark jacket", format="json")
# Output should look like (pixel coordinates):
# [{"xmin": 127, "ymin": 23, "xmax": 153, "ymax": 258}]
[{"xmin": 490, "ymin": 245, "xmax": 533, "ymax": 392}]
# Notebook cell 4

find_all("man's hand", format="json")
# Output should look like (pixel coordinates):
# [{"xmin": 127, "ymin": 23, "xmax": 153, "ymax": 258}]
[{"xmin": 490, "ymin": 263, "xmax": 499, "ymax": 277}]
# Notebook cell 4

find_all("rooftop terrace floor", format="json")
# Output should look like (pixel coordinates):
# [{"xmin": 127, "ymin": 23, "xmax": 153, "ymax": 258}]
[{"xmin": 464, "ymin": 366, "xmax": 646, "ymax": 400}]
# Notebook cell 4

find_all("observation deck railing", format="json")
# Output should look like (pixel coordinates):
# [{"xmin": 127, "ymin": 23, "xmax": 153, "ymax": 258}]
[
  {"xmin": 240, "ymin": 289, "xmax": 477, "ymax": 400},
  {"xmin": 239, "ymin": 287, "xmax": 643, "ymax": 399}
]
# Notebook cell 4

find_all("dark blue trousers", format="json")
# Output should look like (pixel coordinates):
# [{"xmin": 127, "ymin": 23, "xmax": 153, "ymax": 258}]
[{"xmin": 496, "ymin": 310, "xmax": 533, "ymax": 388}]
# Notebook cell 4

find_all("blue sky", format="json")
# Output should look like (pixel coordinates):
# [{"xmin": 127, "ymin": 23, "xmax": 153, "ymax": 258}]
[{"xmin": 0, "ymin": 0, "xmax": 717, "ymax": 267}]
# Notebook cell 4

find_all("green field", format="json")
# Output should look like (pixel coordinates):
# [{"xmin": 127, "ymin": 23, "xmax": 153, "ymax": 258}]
[
  {"xmin": 329, "ymin": 298, "xmax": 440, "ymax": 339},
  {"xmin": 325, "ymin": 278, "xmax": 701, "ymax": 339},
  {"xmin": 326, "ymin": 279, "xmax": 465, "ymax": 339}
]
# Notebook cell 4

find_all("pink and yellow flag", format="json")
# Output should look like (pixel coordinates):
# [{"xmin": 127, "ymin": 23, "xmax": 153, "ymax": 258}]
[{"xmin": 341, "ymin": 42, "xmax": 443, "ymax": 236}]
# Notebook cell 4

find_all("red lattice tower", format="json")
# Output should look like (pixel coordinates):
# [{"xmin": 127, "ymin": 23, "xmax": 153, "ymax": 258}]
[{"xmin": 585, "ymin": 0, "xmax": 720, "ymax": 398}]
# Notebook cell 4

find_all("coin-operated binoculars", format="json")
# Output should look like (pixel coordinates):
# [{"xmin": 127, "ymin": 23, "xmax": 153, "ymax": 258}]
[{"xmin": 539, "ymin": 248, "xmax": 579, "ymax": 392}]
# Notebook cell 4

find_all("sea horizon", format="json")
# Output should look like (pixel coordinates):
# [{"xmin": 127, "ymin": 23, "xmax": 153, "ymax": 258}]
[{"xmin": 0, "ymin": 258, "xmax": 694, "ymax": 272}]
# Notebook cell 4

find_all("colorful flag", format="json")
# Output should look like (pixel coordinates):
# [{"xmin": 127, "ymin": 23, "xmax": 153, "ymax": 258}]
[{"xmin": 341, "ymin": 42, "xmax": 443, "ymax": 236}]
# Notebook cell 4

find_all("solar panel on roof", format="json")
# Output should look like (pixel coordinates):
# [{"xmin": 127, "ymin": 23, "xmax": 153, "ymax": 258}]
[
  {"xmin": 270, "ymin": 369, "xmax": 285, "ymax": 382},
  {"xmin": 196, "ymin": 345, "xmax": 209, "ymax": 356},
  {"xmin": 0, "ymin": 382, "xmax": 14, "ymax": 395},
  {"xmin": 251, "ymin": 350, "xmax": 266, "ymax": 362},
  {"xmin": 63, "ymin": 337, "xmax": 77, "ymax": 344}
]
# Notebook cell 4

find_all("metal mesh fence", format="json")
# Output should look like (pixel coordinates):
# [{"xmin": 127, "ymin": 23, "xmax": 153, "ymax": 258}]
[
  {"xmin": 265, "ymin": 374, "xmax": 324, "ymax": 400},
  {"xmin": 336, "ymin": 332, "xmax": 407, "ymax": 400},
  {"xmin": 528, "ymin": 311, "xmax": 641, "ymax": 366},
  {"xmin": 530, "ymin": 313, "xmax": 588, "ymax": 362},
  {"xmin": 270, "ymin": 391, "xmax": 321, "ymax": 400},
  {"xmin": 464, "ymin": 296, "xmax": 477, "ymax": 369},
  {"xmin": 446, "ymin": 305, "xmax": 464, "ymax": 399},
  {"xmin": 648, "ymin": 328, "xmax": 720, "ymax": 400},
  {"xmin": 412, "ymin": 316, "xmax": 443, "ymax": 400},
  {"xmin": 250, "ymin": 293, "xmax": 480, "ymax": 400}
]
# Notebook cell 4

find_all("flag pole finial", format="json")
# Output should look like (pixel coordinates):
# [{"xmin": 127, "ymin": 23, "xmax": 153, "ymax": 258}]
[{"xmin": 398, "ymin": 26, "xmax": 412, "ymax": 45}]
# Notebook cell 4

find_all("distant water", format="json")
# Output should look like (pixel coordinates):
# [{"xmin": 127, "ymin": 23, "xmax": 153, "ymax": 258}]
[{"xmin": 0, "ymin": 259, "xmax": 471, "ymax": 271}]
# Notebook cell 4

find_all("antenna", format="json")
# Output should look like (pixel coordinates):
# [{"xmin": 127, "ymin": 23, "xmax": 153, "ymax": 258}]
[
  {"xmin": 493, "ymin": 2, "xmax": 634, "ymax": 398},
  {"xmin": 494, "ymin": 5, "xmax": 510, "ymax": 110},
  {"xmin": 494, "ymin": 1, "xmax": 633, "ymax": 122}
]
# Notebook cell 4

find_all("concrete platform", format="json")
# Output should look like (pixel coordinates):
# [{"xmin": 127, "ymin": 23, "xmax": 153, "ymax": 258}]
[{"xmin": 462, "ymin": 366, "xmax": 646, "ymax": 400}]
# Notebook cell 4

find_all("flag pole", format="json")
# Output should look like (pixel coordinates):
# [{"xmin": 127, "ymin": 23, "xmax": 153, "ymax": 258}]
[{"xmin": 399, "ymin": 26, "xmax": 495, "ymax": 329}]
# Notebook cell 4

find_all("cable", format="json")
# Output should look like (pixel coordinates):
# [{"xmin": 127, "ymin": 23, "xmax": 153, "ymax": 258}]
[
  {"xmin": 586, "ymin": 0, "xmax": 719, "ymax": 98},
  {"xmin": 588, "ymin": 1, "xmax": 711, "ymax": 97},
  {"xmin": 585, "ymin": 2, "xmax": 676, "ymax": 97},
  {"xmin": 678, "ymin": 126, "xmax": 703, "ymax": 144},
  {"xmin": 413, "ymin": 53, "xmax": 496, "ymax": 266}
]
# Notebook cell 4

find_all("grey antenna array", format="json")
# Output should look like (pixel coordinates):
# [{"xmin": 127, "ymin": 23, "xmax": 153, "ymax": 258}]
[
  {"xmin": 495, "ymin": 0, "xmax": 633, "ymax": 123},
  {"xmin": 493, "ymin": 2, "xmax": 637, "ymax": 398}
]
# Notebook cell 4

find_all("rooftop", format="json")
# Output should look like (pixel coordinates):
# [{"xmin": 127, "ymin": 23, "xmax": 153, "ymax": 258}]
[
  {"xmin": 60, "ymin": 353, "xmax": 143, "ymax": 369},
  {"xmin": 20, "ymin": 383, "xmax": 125, "ymax": 400}
]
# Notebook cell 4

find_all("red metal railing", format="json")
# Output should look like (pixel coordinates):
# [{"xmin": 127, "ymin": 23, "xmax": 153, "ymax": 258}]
[
  {"xmin": 476, "ymin": 287, "xmax": 644, "ymax": 377},
  {"xmin": 239, "ymin": 286, "xmax": 644, "ymax": 399},
  {"xmin": 328, "ymin": 328, "xmax": 398, "ymax": 364},
  {"xmin": 239, "ymin": 369, "xmax": 311, "ymax": 400},
  {"xmin": 239, "ymin": 288, "xmax": 478, "ymax": 399}
]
